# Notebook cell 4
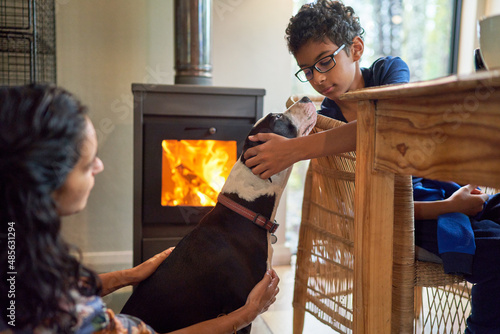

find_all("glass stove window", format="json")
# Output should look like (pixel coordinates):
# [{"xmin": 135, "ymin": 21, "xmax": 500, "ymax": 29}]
[{"xmin": 161, "ymin": 139, "xmax": 237, "ymax": 207}]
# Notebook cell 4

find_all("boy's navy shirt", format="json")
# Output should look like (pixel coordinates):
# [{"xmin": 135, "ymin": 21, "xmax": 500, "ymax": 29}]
[{"xmin": 320, "ymin": 56, "xmax": 410, "ymax": 120}]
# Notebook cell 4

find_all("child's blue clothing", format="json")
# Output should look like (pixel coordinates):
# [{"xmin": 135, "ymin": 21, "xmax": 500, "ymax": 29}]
[
  {"xmin": 413, "ymin": 178, "xmax": 477, "ymax": 274},
  {"xmin": 320, "ymin": 55, "xmax": 500, "ymax": 333}
]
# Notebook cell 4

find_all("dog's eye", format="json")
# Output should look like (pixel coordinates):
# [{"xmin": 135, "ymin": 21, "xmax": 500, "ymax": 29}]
[{"xmin": 275, "ymin": 114, "xmax": 282, "ymax": 119}]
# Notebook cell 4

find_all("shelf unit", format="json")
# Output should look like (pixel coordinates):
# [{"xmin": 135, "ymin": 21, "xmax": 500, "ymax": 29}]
[{"xmin": 0, "ymin": 0, "xmax": 56, "ymax": 86}]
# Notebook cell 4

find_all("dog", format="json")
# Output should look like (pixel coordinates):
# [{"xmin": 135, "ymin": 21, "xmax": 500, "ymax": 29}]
[{"xmin": 120, "ymin": 96, "xmax": 317, "ymax": 333}]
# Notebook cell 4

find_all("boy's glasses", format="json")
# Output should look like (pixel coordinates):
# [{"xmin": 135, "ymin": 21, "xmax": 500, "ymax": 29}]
[{"xmin": 295, "ymin": 44, "xmax": 346, "ymax": 82}]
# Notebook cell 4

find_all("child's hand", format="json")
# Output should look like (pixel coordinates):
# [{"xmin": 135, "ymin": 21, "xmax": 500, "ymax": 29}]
[
  {"xmin": 446, "ymin": 184, "xmax": 489, "ymax": 216},
  {"xmin": 243, "ymin": 133, "xmax": 298, "ymax": 179}
]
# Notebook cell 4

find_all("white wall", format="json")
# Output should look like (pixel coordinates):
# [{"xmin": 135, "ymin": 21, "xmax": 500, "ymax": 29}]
[
  {"xmin": 57, "ymin": 1, "xmax": 150, "ymax": 270},
  {"xmin": 57, "ymin": 0, "xmax": 294, "ymax": 271}
]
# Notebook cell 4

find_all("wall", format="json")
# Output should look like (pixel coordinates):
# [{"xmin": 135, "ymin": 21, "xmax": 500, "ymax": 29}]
[
  {"xmin": 57, "ymin": 0, "xmax": 150, "ymax": 271},
  {"xmin": 57, "ymin": 0, "xmax": 294, "ymax": 271}
]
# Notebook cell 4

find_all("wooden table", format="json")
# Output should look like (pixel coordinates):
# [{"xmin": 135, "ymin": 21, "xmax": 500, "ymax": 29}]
[{"xmin": 340, "ymin": 69, "xmax": 500, "ymax": 333}]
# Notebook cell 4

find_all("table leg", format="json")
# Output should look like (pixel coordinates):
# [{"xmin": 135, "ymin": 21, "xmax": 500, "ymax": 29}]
[{"xmin": 354, "ymin": 100, "xmax": 395, "ymax": 333}]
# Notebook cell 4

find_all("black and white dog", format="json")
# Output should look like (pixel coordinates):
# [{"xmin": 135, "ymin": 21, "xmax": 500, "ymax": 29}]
[{"xmin": 121, "ymin": 97, "xmax": 317, "ymax": 333}]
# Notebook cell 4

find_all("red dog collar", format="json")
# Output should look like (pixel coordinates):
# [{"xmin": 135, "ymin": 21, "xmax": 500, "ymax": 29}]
[{"xmin": 217, "ymin": 193, "xmax": 279, "ymax": 235}]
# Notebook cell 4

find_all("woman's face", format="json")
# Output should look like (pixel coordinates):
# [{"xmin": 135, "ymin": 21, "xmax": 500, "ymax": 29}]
[{"xmin": 52, "ymin": 117, "xmax": 104, "ymax": 216}]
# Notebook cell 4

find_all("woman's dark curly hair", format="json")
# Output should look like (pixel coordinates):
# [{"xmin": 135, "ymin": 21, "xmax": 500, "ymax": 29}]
[
  {"xmin": 0, "ymin": 84, "xmax": 101, "ymax": 332},
  {"xmin": 286, "ymin": 0, "xmax": 364, "ymax": 56}
]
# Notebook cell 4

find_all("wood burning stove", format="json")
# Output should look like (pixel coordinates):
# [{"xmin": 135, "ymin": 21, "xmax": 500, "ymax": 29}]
[
  {"xmin": 133, "ymin": 84, "xmax": 264, "ymax": 265},
  {"xmin": 131, "ymin": 0, "xmax": 267, "ymax": 265}
]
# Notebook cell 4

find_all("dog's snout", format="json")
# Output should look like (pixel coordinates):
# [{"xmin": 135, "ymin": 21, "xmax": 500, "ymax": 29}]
[{"xmin": 299, "ymin": 96, "xmax": 311, "ymax": 103}]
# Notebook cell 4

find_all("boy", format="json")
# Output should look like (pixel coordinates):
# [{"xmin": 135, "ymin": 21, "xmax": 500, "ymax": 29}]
[
  {"xmin": 243, "ymin": 0, "xmax": 409, "ymax": 179},
  {"xmin": 244, "ymin": 1, "xmax": 500, "ymax": 332}
]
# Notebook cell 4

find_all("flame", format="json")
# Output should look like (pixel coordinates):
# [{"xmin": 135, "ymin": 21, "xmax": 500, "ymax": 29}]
[{"xmin": 161, "ymin": 139, "xmax": 237, "ymax": 207}]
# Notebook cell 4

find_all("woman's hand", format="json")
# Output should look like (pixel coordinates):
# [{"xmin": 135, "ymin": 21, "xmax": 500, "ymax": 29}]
[
  {"xmin": 127, "ymin": 247, "xmax": 174, "ymax": 285},
  {"xmin": 243, "ymin": 133, "xmax": 300, "ymax": 179},
  {"xmin": 168, "ymin": 269, "xmax": 280, "ymax": 334},
  {"xmin": 99, "ymin": 247, "xmax": 174, "ymax": 296},
  {"xmin": 243, "ymin": 269, "xmax": 280, "ymax": 316}
]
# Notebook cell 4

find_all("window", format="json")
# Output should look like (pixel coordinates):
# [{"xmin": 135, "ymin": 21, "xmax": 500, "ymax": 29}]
[{"xmin": 290, "ymin": 0, "xmax": 461, "ymax": 96}]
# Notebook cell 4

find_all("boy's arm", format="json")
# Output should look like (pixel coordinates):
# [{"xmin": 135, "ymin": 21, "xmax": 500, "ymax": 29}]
[
  {"xmin": 244, "ymin": 121, "xmax": 357, "ymax": 179},
  {"xmin": 414, "ymin": 200, "xmax": 454, "ymax": 220},
  {"xmin": 414, "ymin": 184, "xmax": 489, "ymax": 220}
]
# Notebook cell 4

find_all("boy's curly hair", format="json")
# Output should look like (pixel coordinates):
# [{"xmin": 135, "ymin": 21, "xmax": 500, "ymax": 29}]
[{"xmin": 286, "ymin": 0, "xmax": 364, "ymax": 56}]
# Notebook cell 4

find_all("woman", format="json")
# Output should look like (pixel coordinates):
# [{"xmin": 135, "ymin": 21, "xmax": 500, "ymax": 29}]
[{"xmin": 0, "ymin": 84, "xmax": 279, "ymax": 333}]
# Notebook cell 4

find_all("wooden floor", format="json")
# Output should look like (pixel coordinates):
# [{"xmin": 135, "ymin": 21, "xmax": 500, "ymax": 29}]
[{"xmin": 257, "ymin": 265, "xmax": 472, "ymax": 334}]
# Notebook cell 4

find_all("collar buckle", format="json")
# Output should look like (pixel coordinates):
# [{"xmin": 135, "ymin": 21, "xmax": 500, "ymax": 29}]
[{"xmin": 269, "ymin": 220, "xmax": 279, "ymax": 234}]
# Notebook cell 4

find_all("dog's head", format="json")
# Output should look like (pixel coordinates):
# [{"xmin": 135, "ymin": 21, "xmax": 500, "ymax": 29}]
[
  {"xmin": 221, "ymin": 96, "xmax": 316, "ymax": 203},
  {"xmin": 240, "ymin": 96, "xmax": 317, "ymax": 165}
]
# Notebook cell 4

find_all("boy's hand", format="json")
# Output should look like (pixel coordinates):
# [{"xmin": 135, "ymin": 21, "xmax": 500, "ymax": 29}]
[
  {"xmin": 243, "ymin": 133, "xmax": 298, "ymax": 179},
  {"xmin": 446, "ymin": 184, "xmax": 490, "ymax": 216}
]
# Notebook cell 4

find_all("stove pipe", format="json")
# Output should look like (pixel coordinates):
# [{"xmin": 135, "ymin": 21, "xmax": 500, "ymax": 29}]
[{"xmin": 174, "ymin": 0, "xmax": 213, "ymax": 85}]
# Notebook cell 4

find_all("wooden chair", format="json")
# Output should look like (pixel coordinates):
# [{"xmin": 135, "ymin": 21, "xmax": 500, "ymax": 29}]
[
  {"xmin": 292, "ymin": 115, "xmax": 356, "ymax": 334},
  {"xmin": 292, "ymin": 114, "xmax": 473, "ymax": 334}
]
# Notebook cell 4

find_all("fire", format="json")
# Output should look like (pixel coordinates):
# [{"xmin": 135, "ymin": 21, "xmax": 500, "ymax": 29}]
[{"xmin": 161, "ymin": 139, "xmax": 237, "ymax": 207}]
